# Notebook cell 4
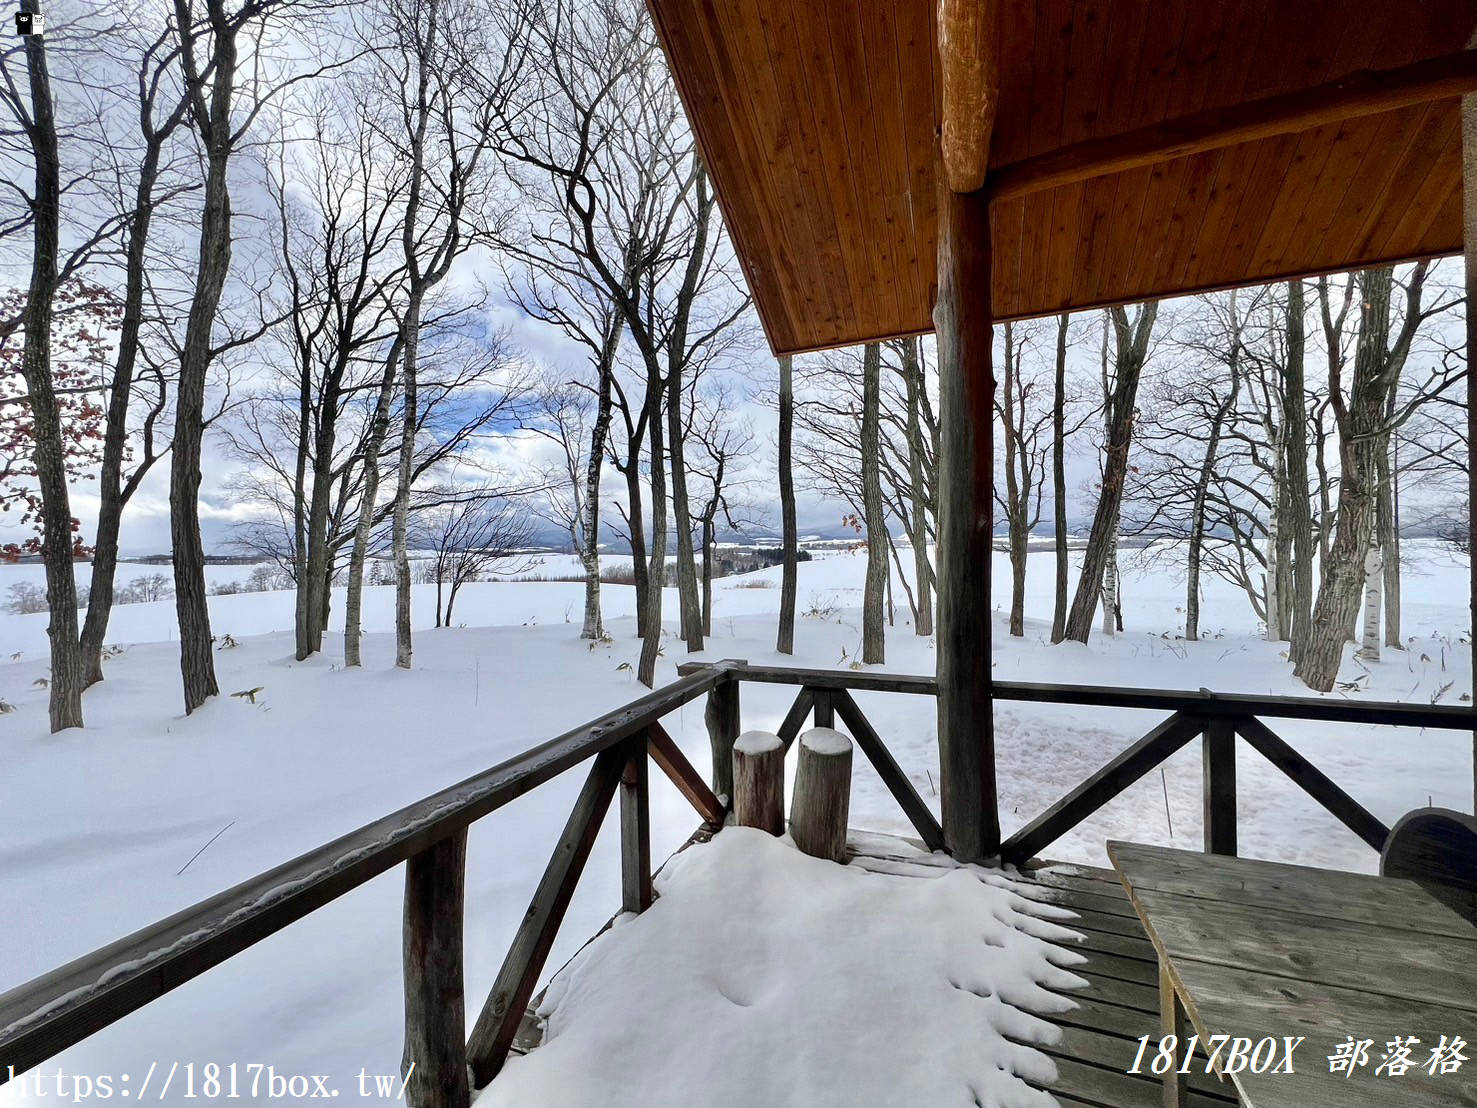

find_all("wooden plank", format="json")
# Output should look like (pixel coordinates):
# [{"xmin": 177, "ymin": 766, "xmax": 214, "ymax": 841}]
[
  {"xmin": 1113, "ymin": 871, "xmax": 1477, "ymax": 1016},
  {"xmin": 1000, "ymin": 712, "xmax": 1203, "ymax": 865},
  {"xmin": 619, "ymin": 735, "xmax": 652, "ymax": 914},
  {"xmin": 0, "ymin": 665, "xmax": 722, "ymax": 1076},
  {"xmin": 987, "ymin": 49, "xmax": 1477, "ymax": 203},
  {"xmin": 1045, "ymin": 1054, "xmax": 1232, "ymax": 1108},
  {"xmin": 401, "ymin": 832, "xmax": 470, "ymax": 1108},
  {"xmin": 832, "ymin": 689, "xmax": 945, "ymax": 852},
  {"xmin": 645, "ymin": 722, "xmax": 725, "ymax": 825},
  {"xmin": 1235, "ymin": 716, "xmax": 1390, "ymax": 851},
  {"xmin": 710, "ymin": 0, "xmax": 843, "ymax": 338},
  {"xmin": 466, "ymin": 748, "xmax": 623, "ymax": 1087},
  {"xmin": 1165, "ymin": 956, "xmax": 1477, "ymax": 1108},
  {"xmin": 1201, "ymin": 717, "xmax": 1237, "ymax": 856},
  {"xmin": 1107, "ymin": 840, "xmax": 1477, "ymax": 939}
]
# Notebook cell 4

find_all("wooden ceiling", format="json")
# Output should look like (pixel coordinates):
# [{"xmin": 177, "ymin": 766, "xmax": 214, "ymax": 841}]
[{"xmin": 645, "ymin": 0, "xmax": 1477, "ymax": 355}]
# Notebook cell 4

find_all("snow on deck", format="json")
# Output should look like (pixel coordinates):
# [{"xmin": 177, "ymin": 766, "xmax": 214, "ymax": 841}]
[{"xmin": 480, "ymin": 828, "xmax": 1088, "ymax": 1108}]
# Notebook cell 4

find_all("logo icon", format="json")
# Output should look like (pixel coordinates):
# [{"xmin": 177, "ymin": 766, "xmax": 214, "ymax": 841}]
[{"xmin": 14, "ymin": 9, "xmax": 42, "ymax": 35}]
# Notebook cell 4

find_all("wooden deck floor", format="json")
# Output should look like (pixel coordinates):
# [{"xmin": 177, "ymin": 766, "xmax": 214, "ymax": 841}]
[
  {"xmin": 511, "ymin": 830, "xmax": 1242, "ymax": 1106},
  {"xmin": 1017, "ymin": 860, "xmax": 1240, "ymax": 1108}
]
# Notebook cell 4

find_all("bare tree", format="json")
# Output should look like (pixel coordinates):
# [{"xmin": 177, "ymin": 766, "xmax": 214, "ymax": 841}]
[
  {"xmin": 1295, "ymin": 264, "xmax": 1456, "ymax": 691},
  {"xmin": 419, "ymin": 489, "xmax": 535, "ymax": 627},
  {"xmin": 994, "ymin": 321, "xmax": 1054, "ymax": 637},
  {"xmin": 377, "ymin": 0, "xmax": 521, "ymax": 671}
]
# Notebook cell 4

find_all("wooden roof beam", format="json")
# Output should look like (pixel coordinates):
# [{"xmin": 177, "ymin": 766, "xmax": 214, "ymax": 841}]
[
  {"xmin": 990, "ymin": 49, "xmax": 1477, "ymax": 204},
  {"xmin": 938, "ymin": 0, "xmax": 1000, "ymax": 193}
]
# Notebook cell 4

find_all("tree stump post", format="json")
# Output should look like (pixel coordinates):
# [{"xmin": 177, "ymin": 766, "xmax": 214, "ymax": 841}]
[
  {"xmin": 733, "ymin": 730, "xmax": 784, "ymax": 834},
  {"xmin": 790, "ymin": 727, "xmax": 853, "ymax": 862},
  {"xmin": 402, "ymin": 830, "xmax": 470, "ymax": 1108}
]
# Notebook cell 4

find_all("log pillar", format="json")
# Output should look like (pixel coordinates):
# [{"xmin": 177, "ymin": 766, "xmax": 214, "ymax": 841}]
[
  {"xmin": 703, "ymin": 662, "xmax": 745, "ymax": 806},
  {"xmin": 402, "ymin": 831, "xmax": 470, "ymax": 1108},
  {"xmin": 934, "ymin": 0, "xmax": 1001, "ymax": 863},
  {"xmin": 934, "ymin": 179, "xmax": 1001, "ymax": 862},
  {"xmin": 790, "ymin": 728, "xmax": 853, "ymax": 862},
  {"xmin": 1464, "ymin": 86, "xmax": 1477, "ymax": 815},
  {"xmin": 733, "ymin": 730, "xmax": 785, "ymax": 834}
]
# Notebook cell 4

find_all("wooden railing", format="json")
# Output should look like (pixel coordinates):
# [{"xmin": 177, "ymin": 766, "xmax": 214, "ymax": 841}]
[
  {"xmin": 691, "ymin": 662, "xmax": 1474, "ymax": 866},
  {"xmin": 0, "ymin": 667, "xmax": 726, "ymax": 1106},
  {"xmin": 2, "ymin": 657, "xmax": 1471, "ymax": 1106}
]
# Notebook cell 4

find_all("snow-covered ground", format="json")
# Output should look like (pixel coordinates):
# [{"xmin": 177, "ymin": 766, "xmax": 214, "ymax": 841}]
[{"xmin": 1, "ymin": 543, "xmax": 1472, "ymax": 1104}]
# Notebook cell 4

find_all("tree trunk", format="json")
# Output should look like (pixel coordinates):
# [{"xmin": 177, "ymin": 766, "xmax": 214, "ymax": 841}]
[
  {"xmin": 901, "ymin": 338, "xmax": 933, "ymax": 636},
  {"xmin": 666, "ymin": 351, "xmax": 702, "ymax": 652},
  {"xmin": 579, "ymin": 319, "xmax": 619, "ymax": 641},
  {"xmin": 1100, "ymin": 531, "xmax": 1118, "ymax": 637},
  {"xmin": 1357, "ymin": 543, "xmax": 1382, "ymax": 661},
  {"xmin": 637, "ymin": 366, "xmax": 666, "ymax": 688},
  {"xmin": 171, "ymin": 0, "xmax": 243, "ymax": 714},
  {"xmin": 623, "ymin": 459, "xmax": 648, "ymax": 639},
  {"xmin": 392, "ymin": 290, "xmax": 423, "ymax": 671},
  {"xmin": 1065, "ymin": 305, "xmax": 1156, "ymax": 643},
  {"xmin": 701, "ymin": 517, "xmax": 714, "ymax": 637},
  {"xmin": 861, "ymin": 342, "xmax": 886, "ymax": 664},
  {"xmin": 81, "ymin": 129, "xmax": 171, "ymax": 688},
  {"xmin": 777, "ymin": 353, "xmax": 798, "ymax": 653},
  {"xmin": 1050, "ymin": 313, "xmax": 1069, "ymax": 644},
  {"xmin": 1380, "ymin": 433, "xmax": 1402, "ymax": 649},
  {"xmin": 1283, "ymin": 281, "xmax": 1315, "ymax": 664},
  {"xmin": 15, "ymin": 13, "xmax": 83, "ymax": 730},
  {"xmin": 344, "ymin": 337, "xmax": 401, "ymax": 668},
  {"xmin": 1296, "ymin": 269, "xmax": 1400, "ymax": 691}
]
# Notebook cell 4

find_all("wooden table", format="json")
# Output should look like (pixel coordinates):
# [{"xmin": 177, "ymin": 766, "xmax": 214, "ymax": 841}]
[{"xmin": 1108, "ymin": 841, "xmax": 1477, "ymax": 1108}]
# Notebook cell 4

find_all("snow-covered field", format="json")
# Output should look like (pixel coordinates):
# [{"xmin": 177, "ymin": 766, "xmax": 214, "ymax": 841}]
[{"xmin": 1, "ymin": 543, "xmax": 1472, "ymax": 1104}]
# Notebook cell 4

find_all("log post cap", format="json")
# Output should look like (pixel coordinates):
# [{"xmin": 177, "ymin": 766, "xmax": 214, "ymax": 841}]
[
  {"xmin": 735, "ymin": 730, "xmax": 783, "ymax": 755},
  {"xmin": 799, "ymin": 727, "xmax": 852, "ymax": 756}
]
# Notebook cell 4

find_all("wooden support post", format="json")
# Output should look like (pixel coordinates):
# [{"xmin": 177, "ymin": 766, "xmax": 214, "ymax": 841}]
[
  {"xmin": 401, "ymin": 831, "xmax": 470, "ymax": 1108},
  {"xmin": 704, "ymin": 668, "xmax": 743, "ymax": 805},
  {"xmin": 812, "ymin": 688, "xmax": 834, "ymax": 729},
  {"xmin": 1201, "ymin": 717, "xmax": 1237, "ymax": 856},
  {"xmin": 1159, "ymin": 962, "xmax": 1191, "ymax": 1108},
  {"xmin": 935, "ymin": 0, "xmax": 1000, "ymax": 868},
  {"xmin": 620, "ymin": 734, "xmax": 652, "ymax": 913},
  {"xmin": 466, "ymin": 749, "xmax": 622, "ymax": 1087},
  {"xmin": 790, "ymin": 728, "xmax": 852, "ymax": 862},
  {"xmin": 1464, "ymin": 85, "xmax": 1477, "ymax": 816},
  {"xmin": 934, "ymin": 177, "xmax": 999, "ymax": 863},
  {"xmin": 733, "ymin": 730, "xmax": 785, "ymax": 834}
]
